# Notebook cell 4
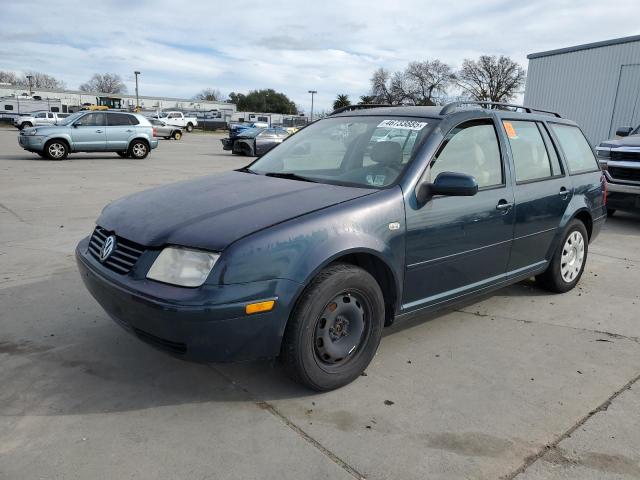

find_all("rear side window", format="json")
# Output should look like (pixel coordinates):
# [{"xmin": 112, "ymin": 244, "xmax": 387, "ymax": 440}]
[
  {"xmin": 428, "ymin": 119, "xmax": 503, "ymax": 188},
  {"xmin": 107, "ymin": 113, "xmax": 130, "ymax": 126},
  {"xmin": 503, "ymin": 120, "xmax": 561, "ymax": 182},
  {"xmin": 550, "ymin": 124, "xmax": 598, "ymax": 174}
]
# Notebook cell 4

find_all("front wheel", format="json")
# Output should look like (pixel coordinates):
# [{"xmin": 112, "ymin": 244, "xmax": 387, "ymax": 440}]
[
  {"xmin": 536, "ymin": 219, "xmax": 588, "ymax": 293},
  {"xmin": 280, "ymin": 263, "xmax": 385, "ymax": 391},
  {"xmin": 172, "ymin": 130, "xmax": 182, "ymax": 140},
  {"xmin": 128, "ymin": 140, "xmax": 149, "ymax": 159},
  {"xmin": 186, "ymin": 123, "xmax": 194, "ymax": 132},
  {"xmin": 44, "ymin": 140, "xmax": 68, "ymax": 160}
]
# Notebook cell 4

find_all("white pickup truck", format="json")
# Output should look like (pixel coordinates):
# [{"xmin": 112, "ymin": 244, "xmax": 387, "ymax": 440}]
[
  {"xmin": 14, "ymin": 111, "xmax": 71, "ymax": 130},
  {"xmin": 154, "ymin": 111, "xmax": 198, "ymax": 132}
]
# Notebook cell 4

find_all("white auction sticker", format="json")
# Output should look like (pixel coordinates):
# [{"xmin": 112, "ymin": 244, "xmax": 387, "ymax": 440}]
[{"xmin": 377, "ymin": 119, "xmax": 428, "ymax": 131}]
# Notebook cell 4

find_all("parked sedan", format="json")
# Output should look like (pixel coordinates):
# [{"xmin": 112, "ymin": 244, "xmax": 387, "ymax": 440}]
[
  {"xmin": 149, "ymin": 119, "xmax": 183, "ymax": 140},
  {"xmin": 221, "ymin": 127, "xmax": 289, "ymax": 156}
]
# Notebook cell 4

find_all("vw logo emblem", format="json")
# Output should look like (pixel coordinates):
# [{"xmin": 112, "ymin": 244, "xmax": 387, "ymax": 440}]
[{"xmin": 99, "ymin": 235, "xmax": 116, "ymax": 262}]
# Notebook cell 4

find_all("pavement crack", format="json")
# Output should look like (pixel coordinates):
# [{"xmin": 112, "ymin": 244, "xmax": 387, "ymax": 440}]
[
  {"xmin": 503, "ymin": 372, "xmax": 640, "ymax": 479},
  {"xmin": 0, "ymin": 202, "xmax": 26, "ymax": 223},
  {"xmin": 210, "ymin": 366, "xmax": 366, "ymax": 479}
]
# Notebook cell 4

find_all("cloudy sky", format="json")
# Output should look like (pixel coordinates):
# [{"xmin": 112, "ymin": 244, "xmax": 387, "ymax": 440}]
[{"xmin": 2, "ymin": 0, "xmax": 639, "ymax": 112}]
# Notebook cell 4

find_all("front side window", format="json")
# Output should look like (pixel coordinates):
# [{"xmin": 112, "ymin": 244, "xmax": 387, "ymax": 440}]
[
  {"xmin": 427, "ymin": 119, "xmax": 502, "ymax": 188},
  {"xmin": 35, "ymin": 112, "xmax": 47, "ymax": 118},
  {"xmin": 75, "ymin": 113, "xmax": 105, "ymax": 127},
  {"xmin": 550, "ymin": 124, "xmax": 598, "ymax": 174},
  {"xmin": 503, "ymin": 120, "xmax": 560, "ymax": 182},
  {"xmin": 251, "ymin": 116, "xmax": 436, "ymax": 188}
]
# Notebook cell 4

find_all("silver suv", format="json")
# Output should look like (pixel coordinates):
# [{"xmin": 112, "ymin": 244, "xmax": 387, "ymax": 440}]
[{"xmin": 18, "ymin": 111, "xmax": 159, "ymax": 160}]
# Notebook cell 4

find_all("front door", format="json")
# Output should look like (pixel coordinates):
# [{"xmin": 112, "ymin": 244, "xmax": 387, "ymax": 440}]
[
  {"xmin": 71, "ymin": 112, "xmax": 106, "ymax": 151},
  {"xmin": 403, "ymin": 118, "xmax": 515, "ymax": 311}
]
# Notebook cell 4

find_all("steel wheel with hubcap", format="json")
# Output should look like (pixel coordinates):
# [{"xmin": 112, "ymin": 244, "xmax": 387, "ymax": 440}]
[
  {"xmin": 536, "ymin": 219, "xmax": 588, "ymax": 293},
  {"xmin": 173, "ymin": 131, "xmax": 182, "ymax": 140},
  {"xmin": 560, "ymin": 231, "xmax": 585, "ymax": 283},
  {"xmin": 281, "ymin": 263, "xmax": 384, "ymax": 391},
  {"xmin": 45, "ymin": 140, "xmax": 68, "ymax": 160}
]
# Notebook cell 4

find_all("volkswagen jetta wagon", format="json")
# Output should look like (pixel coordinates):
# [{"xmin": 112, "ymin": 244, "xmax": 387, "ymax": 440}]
[{"xmin": 76, "ymin": 102, "xmax": 607, "ymax": 390}]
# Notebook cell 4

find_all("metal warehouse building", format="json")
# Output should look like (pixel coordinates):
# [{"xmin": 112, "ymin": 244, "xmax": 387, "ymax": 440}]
[{"xmin": 525, "ymin": 34, "xmax": 640, "ymax": 146}]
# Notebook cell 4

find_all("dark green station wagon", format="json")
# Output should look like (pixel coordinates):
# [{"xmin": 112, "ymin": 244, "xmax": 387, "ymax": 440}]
[{"xmin": 77, "ymin": 102, "xmax": 607, "ymax": 390}]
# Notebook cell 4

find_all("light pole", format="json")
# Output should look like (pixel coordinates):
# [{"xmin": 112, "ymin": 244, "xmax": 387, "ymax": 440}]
[
  {"xmin": 134, "ymin": 71, "xmax": 141, "ymax": 111},
  {"xmin": 26, "ymin": 75, "xmax": 33, "ymax": 96},
  {"xmin": 308, "ymin": 90, "xmax": 317, "ymax": 122}
]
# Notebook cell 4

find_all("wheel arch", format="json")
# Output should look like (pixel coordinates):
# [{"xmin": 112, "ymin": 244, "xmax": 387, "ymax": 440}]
[
  {"xmin": 127, "ymin": 136, "xmax": 150, "ymax": 150},
  {"xmin": 292, "ymin": 248, "xmax": 400, "ymax": 328},
  {"xmin": 44, "ymin": 136, "xmax": 71, "ymax": 151},
  {"xmin": 572, "ymin": 209, "xmax": 593, "ymax": 240}
]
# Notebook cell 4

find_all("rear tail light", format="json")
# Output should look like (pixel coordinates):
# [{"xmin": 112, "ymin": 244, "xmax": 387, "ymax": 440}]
[{"xmin": 152, "ymin": 127, "xmax": 157, "ymax": 137}]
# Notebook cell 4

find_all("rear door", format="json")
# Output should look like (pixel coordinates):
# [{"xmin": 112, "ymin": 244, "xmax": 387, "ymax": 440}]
[
  {"xmin": 70, "ymin": 112, "xmax": 106, "ymax": 151},
  {"xmin": 502, "ymin": 119, "xmax": 570, "ymax": 274},
  {"xmin": 105, "ymin": 113, "xmax": 135, "ymax": 151},
  {"xmin": 403, "ymin": 117, "xmax": 515, "ymax": 310}
]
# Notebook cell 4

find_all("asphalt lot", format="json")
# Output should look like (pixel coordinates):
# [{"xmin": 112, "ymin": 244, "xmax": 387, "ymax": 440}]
[{"xmin": 1, "ymin": 127, "xmax": 639, "ymax": 480}]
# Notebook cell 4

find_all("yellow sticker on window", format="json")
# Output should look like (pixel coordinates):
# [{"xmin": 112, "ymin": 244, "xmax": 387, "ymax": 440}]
[{"xmin": 503, "ymin": 121, "xmax": 517, "ymax": 139}]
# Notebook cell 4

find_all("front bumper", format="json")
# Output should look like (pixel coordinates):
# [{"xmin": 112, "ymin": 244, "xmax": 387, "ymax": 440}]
[
  {"xmin": 221, "ymin": 138, "xmax": 233, "ymax": 150},
  {"xmin": 602, "ymin": 169, "xmax": 640, "ymax": 211},
  {"xmin": 18, "ymin": 134, "xmax": 45, "ymax": 152},
  {"xmin": 76, "ymin": 237, "xmax": 301, "ymax": 362}
]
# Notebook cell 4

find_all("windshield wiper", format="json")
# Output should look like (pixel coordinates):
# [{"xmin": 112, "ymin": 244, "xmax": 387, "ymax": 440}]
[
  {"xmin": 236, "ymin": 167, "xmax": 257, "ymax": 174},
  {"xmin": 263, "ymin": 172, "xmax": 317, "ymax": 183}
]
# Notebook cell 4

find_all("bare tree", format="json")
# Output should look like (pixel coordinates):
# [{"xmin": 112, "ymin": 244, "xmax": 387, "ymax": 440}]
[
  {"xmin": 193, "ymin": 88, "xmax": 223, "ymax": 101},
  {"xmin": 0, "ymin": 71, "xmax": 20, "ymax": 84},
  {"xmin": 370, "ymin": 68, "xmax": 394, "ymax": 104},
  {"xmin": 79, "ymin": 73, "xmax": 127, "ymax": 94},
  {"xmin": 456, "ymin": 55, "xmax": 526, "ymax": 103},
  {"xmin": 405, "ymin": 60, "xmax": 454, "ymax": 105}
]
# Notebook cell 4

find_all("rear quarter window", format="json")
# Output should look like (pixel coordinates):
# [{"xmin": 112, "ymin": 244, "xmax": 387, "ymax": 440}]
[{"xmin": 550, "ymin": 124, "xmax": 598, "ymax": 174}]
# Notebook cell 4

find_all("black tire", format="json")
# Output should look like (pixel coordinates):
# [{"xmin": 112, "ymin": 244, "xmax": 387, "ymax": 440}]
[
  {"xmin": 21, "ymin": 122, "xmax": 33, "ymax": 130},
  {"xmin": 607, "ymin": 208, "xmax": 616, "ymax": 217},
  {"xmin": 117, "ymin": 152, "xmax": 129, "ymax": 158},
  {"xmin": 172, "ymin": 130, "xmax": 182, "ymax": 140},
  {"xmin": 281, "ymin": 263, "xmax": 385, "ymax": 391},
  {"xmin": 186, "ymin": 123, "xmax": 194, "ymax": 132},
  {"xmin": 44, "ymin": 139, "xmax": 68, "ymax": 160},
  {"xmin": 536, "ymin": 219, "xmax": 589, "ymax": 293},
  {"xmin": 128, "ymin": 140, "xmax": 149, "ymax": 159}
]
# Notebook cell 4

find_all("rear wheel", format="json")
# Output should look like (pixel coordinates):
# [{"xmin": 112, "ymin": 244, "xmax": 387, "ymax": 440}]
[
  {"xmin": 172, "ymin": 130, "xmax": 182, "ymax": 140},
  {"xmin": 129, "ymin": 140, "xmax": 149, "ymax": 159},
  {"xmin": 607, "ymin": 208, "xmax": 616, "ymax": 217},
  {"xmin": 44, "ymin": 140, "xmax": 68, "ymax": 160},
  {"xmin": 536, "ymin": 219, "xmax": 588, "ymax": 293},
  {"xmin": 186, "ymin": 123, "xmax": 194, "ymax": 132},
  {"xmin": 21, "ymin": 122, "xmax": 33, "ymax": 130},
  {"xmin": 281, "ymin": 263, "xmax": 385, "ymax": 391}
]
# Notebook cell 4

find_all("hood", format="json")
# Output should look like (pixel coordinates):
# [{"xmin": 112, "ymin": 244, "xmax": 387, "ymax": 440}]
[
  {"xmin": 599, "ymin": 135, "xmax": 640, "ymax": 148},
  {"xmin": 21, "ymin": 125, "xmax": 65, "ymax": 135},
  {"xmin": 97, "ymin": 171, "xmax": 374, "ymax": 251}
]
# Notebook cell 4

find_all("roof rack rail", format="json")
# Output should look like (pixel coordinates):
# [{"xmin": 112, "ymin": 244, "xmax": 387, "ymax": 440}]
[
  {"xmin": 439, "ymin": 101, "xmax": 561, "ymax": 118},
  {"xmin": 329, "ymin": 104, "xmax": 393, "ymax": 116}
]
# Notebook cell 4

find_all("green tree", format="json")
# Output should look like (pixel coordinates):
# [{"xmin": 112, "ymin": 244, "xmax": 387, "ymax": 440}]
[
  {"xmin": 358, "ymin": 95, "xmax": 376, "ymax": 105},
  {"xmin": 332, "ymin": 94, "xmax": 351, "ymax": 110},
  {"xmin": 227, "ymin": 89, "xmax": 297, "ymax": 114}
]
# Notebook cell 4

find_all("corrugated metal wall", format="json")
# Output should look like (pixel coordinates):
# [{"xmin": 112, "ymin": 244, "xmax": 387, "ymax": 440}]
[{"xmin": 524, "ymin": 40, "xmax": 640, "ymax": 146}]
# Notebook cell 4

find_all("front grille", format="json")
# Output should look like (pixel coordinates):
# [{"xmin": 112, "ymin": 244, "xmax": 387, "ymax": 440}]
[
  {"xmin": 133, "ymin": 327, "xmax": 187, "ymax": 355},
  {"xmin": 608, "ymin": 166, "xmax": 640, "ymax": 183},
  {"xmin": 611, "ymin": 150, "xmax": 640, "ymax": 162},
  {"xmin": 88, "ymin": 226, "xmax": 144, "ymax": 274}
]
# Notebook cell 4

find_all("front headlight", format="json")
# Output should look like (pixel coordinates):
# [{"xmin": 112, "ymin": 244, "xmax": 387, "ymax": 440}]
[
  {"xmin": 147, "ymin": 247, "xmax": 219, "ymax": 287},
  {"xmin": 25, "ymin": 129, "xmax": 38, "ymax": 136}
]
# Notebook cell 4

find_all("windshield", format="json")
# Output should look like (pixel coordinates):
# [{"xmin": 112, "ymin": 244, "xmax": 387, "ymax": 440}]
[
  {"xmin": 59, "ymin": 112, "xmax": 84, "ymax": 125},
  {"xmin": 250, "ymin": 116, "xmax": 436, "ymax": 188},
  {"xmin": 239, "ymin": 127, "xmax": 263, "ymax": 138}
]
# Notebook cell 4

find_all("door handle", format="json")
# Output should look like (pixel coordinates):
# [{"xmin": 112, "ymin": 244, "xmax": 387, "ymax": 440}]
[
  {"xmin": 126, "ymin": 129, "xmax": 133, "ymax": 132},
  {"xmin": 95, "ymin": 129, "xmax": 103, "ymax": 133},
  {"xmin": 496, "ymin": 200, "xmax": 514, "ymax": 211},
  {"xmin": 559, "ymin": 187, "xmax": 570, "ymax": 198}
]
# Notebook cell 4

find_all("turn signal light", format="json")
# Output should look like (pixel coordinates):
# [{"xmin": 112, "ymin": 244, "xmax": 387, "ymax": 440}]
[{"xmin": 245, "ymin": 300, "xmax": 275, "ymax": 315}]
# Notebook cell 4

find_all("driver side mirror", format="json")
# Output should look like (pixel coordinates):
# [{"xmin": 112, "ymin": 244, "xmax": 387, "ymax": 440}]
[
  {"xmin": 616, "ymin": 126, "xmax": 633, "ymax": 137},
  {"xmin": 416, "ymin": 172, "xmax": 478, "ymax": 204}
]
